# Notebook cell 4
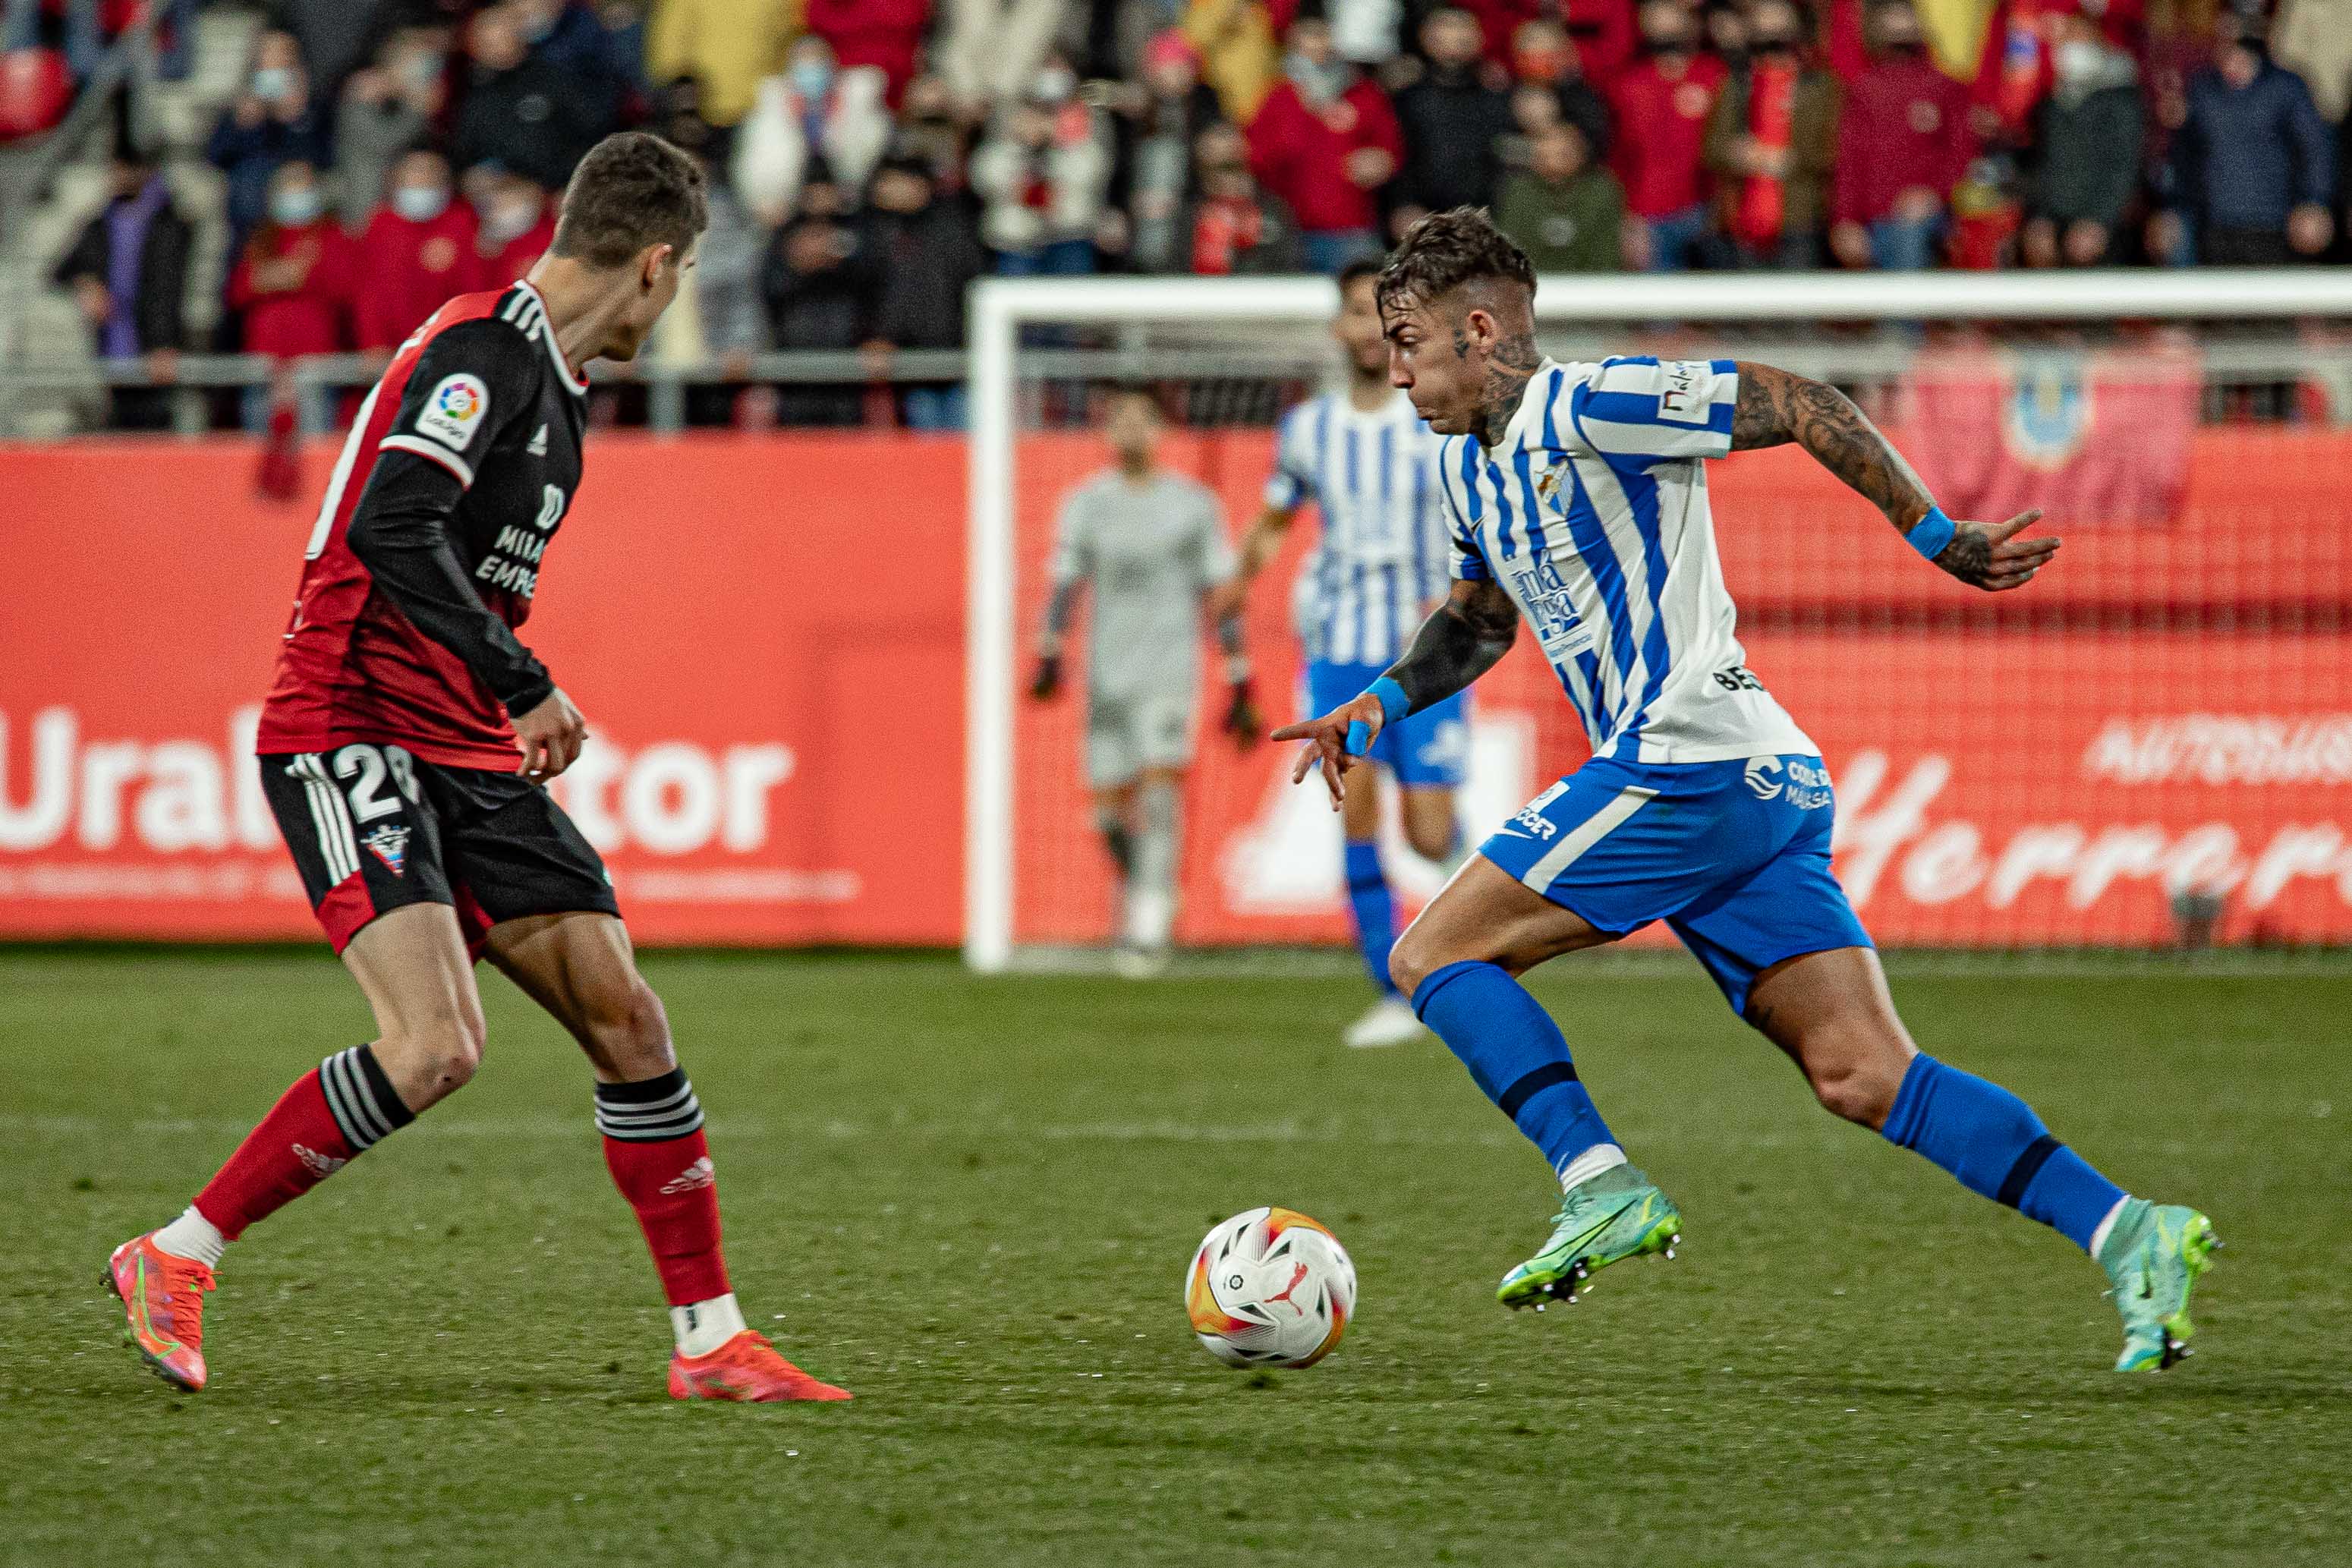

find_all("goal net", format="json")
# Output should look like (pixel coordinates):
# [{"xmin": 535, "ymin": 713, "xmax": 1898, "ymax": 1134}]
[{"xmin": 965, "ymin": 271, "xmax": 2352, "ymax": 972}]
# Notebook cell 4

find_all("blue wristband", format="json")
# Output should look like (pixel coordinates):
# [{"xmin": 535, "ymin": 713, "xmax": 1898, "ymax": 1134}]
[
  {"xmin": 1905, "ymin": 505, "xmax": 1957, "ymax": 562},
  {"xmin": 1345, "ymin": 676, "xmax": 1414, "ymax": 757}
]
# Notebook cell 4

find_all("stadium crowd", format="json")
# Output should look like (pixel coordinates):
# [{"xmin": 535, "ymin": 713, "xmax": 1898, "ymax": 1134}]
[{"xmin": 10, "ymin": 0, "xmax": 2347, "ymax": 428}]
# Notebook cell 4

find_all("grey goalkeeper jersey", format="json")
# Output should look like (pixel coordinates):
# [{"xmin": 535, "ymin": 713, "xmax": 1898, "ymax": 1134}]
[{"xmin": 1049, "ymin": 469, "xmax": 1235, "ymax": 701}]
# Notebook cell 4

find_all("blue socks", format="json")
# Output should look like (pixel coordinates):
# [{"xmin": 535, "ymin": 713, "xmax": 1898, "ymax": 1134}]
[
  {"xmin": 1412, "ymin": 960, "xmax": 1614, "ymax": 1178},
  {"xmin": 1343, "ymin": 840, "xmax": 1398, "ymax": 997},
  {"xmin": 1881, "ymin": 1053, "xmax": 2126, "ymax": 1252}
]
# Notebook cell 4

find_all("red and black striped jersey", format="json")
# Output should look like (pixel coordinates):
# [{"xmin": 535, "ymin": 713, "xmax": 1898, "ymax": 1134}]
[{"xmin": 257, "ymin": 281, "xmax": 588, "ymax": 770}]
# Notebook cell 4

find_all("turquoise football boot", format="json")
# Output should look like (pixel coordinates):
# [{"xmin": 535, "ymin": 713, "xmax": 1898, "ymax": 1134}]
[
  {"xmin": 2099, "ymin": 1199, "xmax": 2219, "ymax": 1371},
  {"xmin": 1497, "ymin": 1163, "xmax": 1682, "ymax": 1310}
]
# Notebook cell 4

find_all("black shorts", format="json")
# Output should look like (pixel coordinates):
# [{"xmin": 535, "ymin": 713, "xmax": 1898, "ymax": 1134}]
[{"xmin": 260, "ymin": 744, "xmax": 619, "ymax": 956}]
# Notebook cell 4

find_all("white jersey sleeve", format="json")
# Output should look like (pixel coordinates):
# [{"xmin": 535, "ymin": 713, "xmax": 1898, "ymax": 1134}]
[
  {"xmin": 1570, "ymin": 357, "xmax": 1740, "ymax": 467},
  {"xmin": 1193, "ymin": 485, "xmax": 1236, "ymax": 589},
  {"xmin": 1261, "ymin": 404, "xmax": 1315, "ymax": 512},
  {"xmin": 1048, "ymin": 483, "xmax": 1094, "ymax": 587}
]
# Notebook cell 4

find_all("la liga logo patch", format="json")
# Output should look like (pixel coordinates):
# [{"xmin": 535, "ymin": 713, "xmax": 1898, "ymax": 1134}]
[{"xmin": 414, "ymin": 373, "xmax": 490, "ymax": 449}]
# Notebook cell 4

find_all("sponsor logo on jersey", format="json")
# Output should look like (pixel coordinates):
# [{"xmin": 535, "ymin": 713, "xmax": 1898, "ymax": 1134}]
[
  {"xmin": 659, "ymin": 1156, "xmax": 716, "ymax": 1195},
  {"xmin": 415, "ymin": 373, "xmax": 490, "ymax": 450},
  {"xmin": 1657, "ymin": 360, "xmax": 1708, "ymax": 423},
  {"xmin": 361, "ymin": 822, "xmax": 411, "ymax": 874},
  {"xmin": 293, "ymin": 1142, "xmax": 348, "ymax": 1178},
  {"xmin": 1510, "ymin": 558, "xmax": 1595, "ymax": 659},
  {"xmin": 1746, "ymin": 755, "xmax": 1832, "ymax": 808}
]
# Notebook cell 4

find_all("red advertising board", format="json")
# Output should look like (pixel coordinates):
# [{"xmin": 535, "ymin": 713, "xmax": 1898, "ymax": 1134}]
[{"xmin": 2, "ymin": 428, "xmax": 2347, "ymax": 948}]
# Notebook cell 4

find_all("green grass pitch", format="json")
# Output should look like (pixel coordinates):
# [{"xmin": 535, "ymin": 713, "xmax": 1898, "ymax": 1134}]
[{"xmin": 3, "ymin": 948, "xmax": 2348, "ymax": 1565}]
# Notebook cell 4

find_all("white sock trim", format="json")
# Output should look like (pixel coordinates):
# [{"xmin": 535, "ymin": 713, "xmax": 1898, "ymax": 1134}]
[
  {"xmin": 2087, "ymin": 1195, "xmax": 2131, "ymax": 1259},
  {"xmin": 671, "ymin": 1292, "xmax": 747, "ymax": 1358},
  {"xmin": 152, "ymin": 1205, "xmax": 226, "ymax": 1270},
  {"xmin": 1557, "ymin": 1142, "xmax": 1628, "ymax": 1192}
]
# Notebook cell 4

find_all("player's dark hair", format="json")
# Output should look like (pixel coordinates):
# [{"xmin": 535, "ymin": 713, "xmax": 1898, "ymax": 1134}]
[
  {"xmin": 552, "ymin": 131, "xmax": 708, "ymax": 271},
  {"xmin": 1337, "ymin": 255, "xmax": 1387, "ymax": 295},
  {"xmin": 1374, "ymin": 207, "xmax": 1535, "ymax": 316}
]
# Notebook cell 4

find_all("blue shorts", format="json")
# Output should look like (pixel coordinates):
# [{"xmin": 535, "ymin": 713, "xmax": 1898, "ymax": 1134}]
[
  {"xmin": 1477, "ymin": 753, "xmax": 1872, "ymax": 1015},
  {"xmin": 1305, "ymin": 660, "xmax": 1468, "ymax": 789}
]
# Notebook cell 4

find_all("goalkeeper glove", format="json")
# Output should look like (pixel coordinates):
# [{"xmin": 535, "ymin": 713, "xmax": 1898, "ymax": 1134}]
[
  {"xmin": 1028, "ymin": 653, "xmax": 1063, "ymax": 701},
  {"xmin": 1223, "ymin": 677, "xmax": 1263, "ymax": 748}
]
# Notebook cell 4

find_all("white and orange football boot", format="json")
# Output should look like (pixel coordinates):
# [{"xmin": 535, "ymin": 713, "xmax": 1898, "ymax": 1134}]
[
  {"xmin": 105, "ymin": 1233, "xmax": 216, "ymax": 1392},
  {"xmin": 668, "ymin": 1330, "xmax": 852, "ymax": 1403}
]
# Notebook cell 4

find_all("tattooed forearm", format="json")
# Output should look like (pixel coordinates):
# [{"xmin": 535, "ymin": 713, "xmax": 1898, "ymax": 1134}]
[
  {"xmin": 1384, "ymin": 580, "xmax": 1519, "ymax": 713},
  {"xmin": 1729, "ymin": 361, "xmax": 1935, "ymax": 531},
  {"xmin": 1475, "ymin": 329, "xmax": 1542, "ymax": 449}
]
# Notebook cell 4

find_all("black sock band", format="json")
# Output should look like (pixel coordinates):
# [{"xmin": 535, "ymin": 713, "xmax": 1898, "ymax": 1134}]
[
  {"xmin": 595, "ymin": 1066, "xmax": 704, "ymax": 1141},
  {"xmin": 1995, "ymin": 1133, "xmax": 2062, "ymax": 1209},
  {"xmin": 1497, "ymin": 1061, "xmax": 1580, "ymax": 1122},
  {"xmin": 320, "ymin": 1043, "xmax": 414, "ymax": 1151}
]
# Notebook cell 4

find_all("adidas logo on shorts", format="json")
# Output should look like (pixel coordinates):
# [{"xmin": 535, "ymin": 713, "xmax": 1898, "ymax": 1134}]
[
  {"xmin": 659, "ymin": 1156, "xmax": 715, "ymax": 1195},
  {"xmin": 293, "ymin": 1142, "xmax": 348, "ymax": 1179}
]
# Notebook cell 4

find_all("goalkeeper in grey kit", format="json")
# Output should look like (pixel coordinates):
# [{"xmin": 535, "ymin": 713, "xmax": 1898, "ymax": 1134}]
[{"xmin": 1030, "ymin": 387, "xmax": 1259, "ymax": 974}]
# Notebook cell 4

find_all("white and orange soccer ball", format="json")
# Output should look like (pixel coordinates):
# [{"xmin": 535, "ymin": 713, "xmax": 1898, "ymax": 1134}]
[{"xmin": 1185, "ymin": 1206, "xmax": 1357, "ymax": 1369}]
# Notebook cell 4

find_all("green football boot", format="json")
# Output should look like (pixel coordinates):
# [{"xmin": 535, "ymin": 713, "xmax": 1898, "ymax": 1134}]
[
  {"xmin": 1497, "ymin": 1163, "xmax": 1682, "ymax": 1311},
  {"xmin": 2099, "ymin": 1198, "xmax": 2220, "ymax": 1371}
]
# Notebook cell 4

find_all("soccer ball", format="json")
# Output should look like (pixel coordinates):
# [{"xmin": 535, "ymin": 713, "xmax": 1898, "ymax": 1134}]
[{"xmin": 1185, "ymin": 1206, "xmax": 1357, "ymax": 1368}]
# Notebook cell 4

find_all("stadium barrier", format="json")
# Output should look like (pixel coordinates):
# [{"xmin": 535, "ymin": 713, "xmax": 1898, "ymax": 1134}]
[{"xmin": 2, "ymin": 423, "xmax": 2349, "ymax": 949}]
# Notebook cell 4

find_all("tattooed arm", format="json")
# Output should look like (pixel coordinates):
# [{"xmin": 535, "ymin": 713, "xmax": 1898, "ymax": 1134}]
[
  {"xmin": 1728, "ymin": 361, "xmax": 2060, "ymax": 592},
  {"xmin": 1271, "ymin": 579, "xmax": 1518, "ymax": 805}
]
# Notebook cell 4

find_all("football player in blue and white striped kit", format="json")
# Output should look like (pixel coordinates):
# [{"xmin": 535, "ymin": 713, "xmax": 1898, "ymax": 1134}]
[
  {"xmin": 1277, "ymin": 209, "xmax": 2218, "ymax": 1373},
  {"xmin": 1236, "ymin": 258, "xmax": 1468, "ymax": 1050}
]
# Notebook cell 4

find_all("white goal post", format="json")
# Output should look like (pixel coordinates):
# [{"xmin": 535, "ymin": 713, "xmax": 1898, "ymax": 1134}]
[{"xmin": 963, "ymin": 268, "xmax": 2352, "ymax": 972}]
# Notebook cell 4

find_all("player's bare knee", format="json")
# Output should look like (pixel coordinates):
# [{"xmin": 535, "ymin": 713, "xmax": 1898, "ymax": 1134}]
[
  {"xmin": 1801, "ymin": 1025, "xmax": 1907, "ymax": 1129},
  {"xmin": 1387, "ymin": 923, "xmax": 1456, "ymax": 999},
  {"xmin": 378, "ymin": 1009, "xmax": 484, "ymax": 1101},
  {"xmin": 582, "ymin": 975, "xmax": 673, "ymax": 1078}
]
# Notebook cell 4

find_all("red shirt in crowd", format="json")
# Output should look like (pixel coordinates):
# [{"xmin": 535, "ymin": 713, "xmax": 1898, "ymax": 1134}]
[
  {"xmin": 1834, "ymin": 54, "xmax": 1976, "ymax": 226},
  {"xmin": 1560, "ymin": 0, "xmax": 1637, "ymax": 87},
  {"xmin": 1607, "ymin": 52, "xmax": 1727, "ymax": 218},
  {"xmin": 227, "ymin": 218, "xmax": 357, "ymax": 358},
  {"xmin": 475, "ymin": 207, "xmax": 557, "ymax": 291},
  {"xmin": 804, "ymin": 0, "xmax": 928, "ymax": 105},
  {"xmin": 354, "ymin": 200, "xmax": 479, "ymax": 351},
  {"xmin": 1245, "ymin": 76, "xmax": 1404, "ymax": 236}
]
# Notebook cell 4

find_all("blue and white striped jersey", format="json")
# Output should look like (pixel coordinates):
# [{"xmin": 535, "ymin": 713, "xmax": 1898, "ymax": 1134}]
[
  {"xmin": 1264, "ymin": 389, "xmax": 1453, "ymax": 666},
  {"xmin": 1439, "ymin": 357, "xmax": 1816, "ymax": 765}
]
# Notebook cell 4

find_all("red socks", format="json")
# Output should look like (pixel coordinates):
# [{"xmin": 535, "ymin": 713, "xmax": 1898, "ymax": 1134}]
[
  {"xmin": 193, "ymin": 1044, "xmax": 414, "ymax": 1239},
  {"xmin": 595, "ymin": 1069, "xmax": 729, "ymax": 1305}
]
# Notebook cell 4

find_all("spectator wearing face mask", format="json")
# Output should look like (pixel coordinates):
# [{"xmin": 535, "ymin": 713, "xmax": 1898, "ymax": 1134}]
[
  {"xmin": 454, "ymin": 2, "xmax": 605, "ymax": 193},
  {"xmin": 1114, "ymin": 31, "xmax": 1226, "ymax": 273},
  {"xmin": 1511, "ymin": 18, "xmax": 1612, "ymax": 160},
  {"xmin": 2019, "ymin": 8, "xmax": 2141, "ymax": 269},
  {"xmin": 644, "ymin": 0, "xmax": 794, "ymax": 127},
  {"xmin": 1176, "ymin": 119, "xmax": 1304, "ymax": 273},
  {"xmin": 354, "ymin": 146, "xmax": 477, "ymax": 354},
  {"xmin": 805, "ymin": 0, "xmax": 930, "ymax": 106},
  {"xmin": 1704, "ymin": 0, "xmax": 1839, "ymax": 269},
  {"xmin": 336, "ymin": 27, "xmax": 450, "ymax": 234},
  {"xmin": 2156, "ymin": 11, "xmax": 2335, "ymax": 267},
  {"xmin": 861, "ymin": 156, "xmax": 990, "ymax": 430},
  {"xmin": 733, "ymin": 36, "xmax": 894, "ymax": 228},
  {"xmin": 1607, "ymin": 1, "xmax": 1726, "ymax": 270},
  {"xmin": 206, "ymin": 29, "xmax": 331, "ymax": 252},
  {"xmin": 53, "ymin": 137, "xmax": 191, "ymax": 431},
  {"xmin": 762, "ymin": 182, "xmax": 877, "ymax": 426},
  {"xmin": 1392, "ymin": 8, "xmax": 1516, "ymax": 236},
  {"xmin": 225, "ymin": 158, "xmax": 354, "ymax": 430},
  {"xmin": 1827, "ymin": 0, "xmax": 1972, "ymax": 270},
  {"xmin": 971, "ymin": 55, "xmax": 1115, "ymax": 275},
  {"xmin": 1496, "ymin": 121, "xmax": 1623, "ymax": 270},
  {"xmin": 1246, "ymin": 15, "xmax": 1403, "ymax": 273},
  {"xmin": 467, "ymin": 165, "xmax": 557, "ymax": 288}
]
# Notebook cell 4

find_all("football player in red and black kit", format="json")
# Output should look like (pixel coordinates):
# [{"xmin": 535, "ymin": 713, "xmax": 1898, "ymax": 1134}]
[{"xmin": 105, "ymin": 133, "xmax": 848, "ymax": 1403}]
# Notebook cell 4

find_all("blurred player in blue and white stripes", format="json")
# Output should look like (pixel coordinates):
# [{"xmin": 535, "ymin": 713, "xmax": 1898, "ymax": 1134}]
[{"xmin": 1236, "ymin": 258, "xmax": 1467, "ymax": 1050}]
